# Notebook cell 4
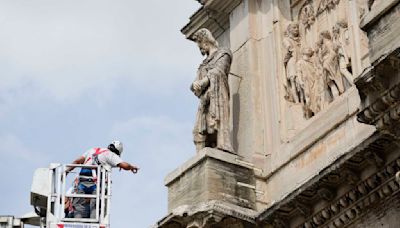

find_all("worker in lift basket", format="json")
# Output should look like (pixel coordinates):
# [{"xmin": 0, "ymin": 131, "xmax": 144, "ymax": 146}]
[{"xmin": 66, "ymin": 140, "xmax": 139, "ymax": 218}]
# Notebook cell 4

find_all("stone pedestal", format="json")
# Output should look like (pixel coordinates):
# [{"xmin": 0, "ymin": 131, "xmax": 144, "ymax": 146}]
[{"xmin": 158, "ymin": 148, "xmax": 257, "ymax": 228}]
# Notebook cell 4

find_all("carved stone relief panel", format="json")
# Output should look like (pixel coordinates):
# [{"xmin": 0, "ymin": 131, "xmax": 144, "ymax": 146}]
[
  {"xmin": 299, "ymin": 1, "xmax": 316, "ymax": 29},
  {"xmin": 282, "ymin": 0, "xmax": 355, "ymax": 122}
]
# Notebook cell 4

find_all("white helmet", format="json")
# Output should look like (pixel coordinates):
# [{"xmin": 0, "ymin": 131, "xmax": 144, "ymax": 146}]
[{"xmin": 109, "ymin": 140, "xmax": 123, "ymax": 155}]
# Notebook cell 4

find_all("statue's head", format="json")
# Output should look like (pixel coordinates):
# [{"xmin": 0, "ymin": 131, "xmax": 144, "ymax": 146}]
[
  {"xmin": 301, "ymin": 47, "xmax": 314, "ymax": 59},
  {"xmin": 320, "ymin": 30, "xmax": 332, "ymax": 40},
  {"xmin": 333, "ymin": 20, "xmax": 347, "ymax": 36},
  {"xmin": 287, "ymin": 23, "xmax": 300, "ymax": 37},
  {"xmin": 192, "ymin": 28, "xmax": 219, "ymax": 56}
]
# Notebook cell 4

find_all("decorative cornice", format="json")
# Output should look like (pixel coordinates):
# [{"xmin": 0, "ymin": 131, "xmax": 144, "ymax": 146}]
[
  {"xmin": 297, "ymin": 158, "xmax": 400, "ymax": 228},
  {"xmin": 354, "ymin": 66, "xmax": 382, "ymax": 99},
  {"xmin": 257, "ymin": 133, "xmax": 397, "ymax": 227},
  {"xmin": 360, "ymin": 0, "xmax": 400, "ymax": 30},
  {"xmin": 357, "ymin": 83, "xmax": 400, "ymax": 125},
  {"xmin": 181, "ymin": 0, "xmax": 241, "ymax": 40},
  {"xmin": 181, "ymin": 7, "xmax": 228, "ymax": 41},
  {"xmin": 157, "ymin": 201, "xmax": 257, "ymax": 227},
  {"xmin": 355, "ymin": 49, "xmax": 400, "ymax": 138}
]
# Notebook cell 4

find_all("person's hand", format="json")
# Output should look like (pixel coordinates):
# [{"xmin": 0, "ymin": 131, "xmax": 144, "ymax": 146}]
[
  {"xmin": 192, "ymin": 81, "xmax": 202, "ymax": 91},
  {"xmin": 131, "ymin": 166, "xmax": 139, "ymax": 174}
]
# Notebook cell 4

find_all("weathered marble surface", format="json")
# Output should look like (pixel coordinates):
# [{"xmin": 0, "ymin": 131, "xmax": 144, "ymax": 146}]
[
  {"xmin": 157, "ymin": 0, "xmax": 400, "ymax": 227},
  {"xmin": 165, "ymin": 148, "xmax": 255, "ymax": 212},
  {"xmin": 191, "ymin": 28, "xmax": 234, "ymax": 153}
]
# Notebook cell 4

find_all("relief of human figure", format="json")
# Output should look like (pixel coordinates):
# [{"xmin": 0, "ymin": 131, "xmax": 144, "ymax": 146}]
[
  {"xmin": 300, "ymin": 4, "xmax": 315, "ymax": 29},
  {"xmin": 283, "ymin": 23, "xmax": 302, "ymax": 103},
  {"xmin": 317, "ymin": 30, "xmax": 345, "ymax": 98},
  {"xmin": 296, "ymin": 47, "xmax": 323, "ymax": 118},
  {"xmin": 318, "ymin": 0, "xmax": 340, "ymax": 14},
  {"xmin": 332, "ymin": 21, "xmax": 353, "ymax": 84},
  {"xmin": 190, "ymin": 28, "xmax": 234, "ymax": 153}
]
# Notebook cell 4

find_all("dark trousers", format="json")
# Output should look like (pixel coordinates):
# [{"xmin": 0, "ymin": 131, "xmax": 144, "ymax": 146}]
[{"xmin": 72, "ymin": 180, "xmax": 97, "ymax": 218}]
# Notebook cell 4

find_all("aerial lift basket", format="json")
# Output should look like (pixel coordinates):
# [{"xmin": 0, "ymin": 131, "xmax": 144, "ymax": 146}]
[{"xmin": 31, "ymin": 163, "xmax": 111, "ymax": 228}]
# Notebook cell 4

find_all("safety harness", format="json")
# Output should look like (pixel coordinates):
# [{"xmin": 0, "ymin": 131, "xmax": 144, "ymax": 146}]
[{"xmin": 79, "ymin": 148, "xmax": 109, "ymax": 181}]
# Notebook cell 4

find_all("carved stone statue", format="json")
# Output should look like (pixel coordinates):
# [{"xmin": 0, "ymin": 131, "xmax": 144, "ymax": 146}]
[
  {"xmin": 300, "ymin": 3, "xmax": 315, "ymax": 29},
  {"xmin": 283, "ymin": 23, "xmax": 302, "ymax": 103},
  {"xmin": 317, "ymin": 0, "xmax": 340, "ymax": 15},
  {"xmin": 296, "ymin": 47, "xmax": 323, "ymax": 118},
  {"xmin": 190, "ymin": 28, "xmax": 234, "ymax": 153},
  {"xmin": 317, "ymin": 30, "xmax": 345, "ymax": 98},
  {"xmin": 333, "ymin": 21, "xmax": 353, "ymax": 84}
]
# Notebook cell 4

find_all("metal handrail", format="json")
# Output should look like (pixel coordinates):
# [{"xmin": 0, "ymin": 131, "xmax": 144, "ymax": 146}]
[
  {"xmin": 62, "ymin": 218, "xmax": 99, "ymax": 223},
  {"xmin": 65, "ymin": 164, "xmax": 99, "ymax": 168},
  {"xmin": 55, "ymin": 164, "xmax": 111, "ymax": 225},
  {"xmin": 64, "ymin": 194, "xmax": 98, "ymax": 198}
]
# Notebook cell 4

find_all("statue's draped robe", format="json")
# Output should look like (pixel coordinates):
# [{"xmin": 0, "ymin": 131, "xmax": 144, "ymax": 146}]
[
  {"xmin": 192, "ymin": 48, "xmax": 233, "ymax": 152},
  {"xmin": 297, "ymin": 58, "xmax": 323, "ymax": 114},
  {"xmin": 320, "ymin": 39, "xmax": 344, "ymax": 94},
  {"xmin": 334, "ymin": 29, "xmax": 353, "ymax": 84},
  {"xmin": 283, "ymin": 36, "xmax": 301, "ymax": 102},
  {"xmin": 283, "ymin": 36, "xmax": 301, "ymax": 81}
]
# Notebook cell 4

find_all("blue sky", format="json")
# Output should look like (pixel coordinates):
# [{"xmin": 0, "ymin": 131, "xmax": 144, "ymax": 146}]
[{"xmin": 0, "ymin": 0, "xmax": 201, "ymax": 227}]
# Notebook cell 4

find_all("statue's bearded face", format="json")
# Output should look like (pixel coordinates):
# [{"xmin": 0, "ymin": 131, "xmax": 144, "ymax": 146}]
[{"xmin": 198, "ymin": 41, "xmax": 209, "ymax": 56}]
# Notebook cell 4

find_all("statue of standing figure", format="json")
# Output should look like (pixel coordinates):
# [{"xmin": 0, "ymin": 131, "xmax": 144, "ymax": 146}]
[
  {"xmin": 332, "ymin": 21, "xmax": 353, "ymax": 85},
  {"xmin": 317, "ymin": 30, "xmax": 345, "ymax": 98},
  {"xmin": 190, "ymin": 28, "xmax": 234, "ymax": 153},
  {"xmin": 283, "ymin": 23, "xmax": 303, "ymax": 103},
  {"xmin": 296, "ymin": 47, "xmax": 323, "ymax": 118}
]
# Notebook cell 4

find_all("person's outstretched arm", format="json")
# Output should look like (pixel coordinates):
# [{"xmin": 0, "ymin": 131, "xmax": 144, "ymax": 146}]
[{"xmin": 118, "ymin": 162, "xmax": 139, "ymax": 173}]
